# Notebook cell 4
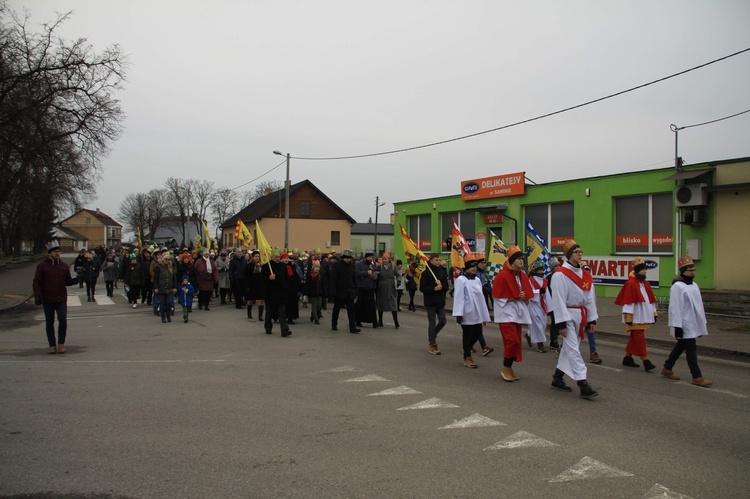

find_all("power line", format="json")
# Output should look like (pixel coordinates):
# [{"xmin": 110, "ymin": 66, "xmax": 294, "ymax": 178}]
[
  {"xmin": 229, "ymin": 159, "xmax": 287, "ymax": 191},
  {"xmin": 672, "ymin": 108, "xmax": 750, "ymax": 131},
  {"xmin": 291, "ymin": 47, "xmax": 750, "ymax": 161}
]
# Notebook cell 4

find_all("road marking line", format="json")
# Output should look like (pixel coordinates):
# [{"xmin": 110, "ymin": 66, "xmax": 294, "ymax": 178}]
[
  {"xmin": 485, "ymin": 430, "xmax": 558, "ymax": 450},
  {"xmin": 549, "ymin": 456, "xmax": 633, "ymax": 482},
  {"xmin": 320, "ymin": 365, "xmax": 361, "ymax": 373},
  {"xmin": 644, "ymin": 483, "xmax": 694, "ymax": 498},
  {"xmin": 67, "ymin": 296, "xmax": 82, "ymax": 307},
  {"xmin": 439, "ymin": 413, "xmax": 505, "ymax": 429},
  {"xmin": 341, "ymin": 374, "xmax": 390, "ymax": 382},
  {"xmin": 396, "ymin": 397, "xmax": 459, "ymax": 410},
  {"xmin": 368, "ymin": 386, "xmax": 422, "ymax": 396},
  {"xmin": 590, "ymin": 364, "xmax": 624, "ymax": 372},
  {"xmin": 676, "ymin": 382, "xmax": 749, "ymax": 398},
  {"xmin": 93, "ymin": 296, "xmax": 115, "ymax": 305}
]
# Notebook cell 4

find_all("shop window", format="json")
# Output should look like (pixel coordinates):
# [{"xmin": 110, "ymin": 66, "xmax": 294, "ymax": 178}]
[
  {"xmin": 330, "ymin": 231, "xmax": 340, "ymax": 246},
  {"xmin": 615, "ymin": 193, "xmax": 672, "ymax": 253},
  {"xmin": 408, "ymin": 214, "xmax": 431, "ymax": 252},
  {"xmin": 441, "ymin": 211, "xmax": 476, "ymax": 252},
  {"xmin": 300, "ymin": 201, "xmax": 311, "ymax": 217},
  {"xmin": 524, "ymin": 202, "xmax": 574, "ymax": 252}
]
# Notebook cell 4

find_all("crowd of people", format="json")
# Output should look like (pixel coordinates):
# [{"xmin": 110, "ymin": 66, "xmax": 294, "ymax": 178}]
[{"xmin": 33, "ymin": 239, "xmax": 713, "ymax": 397}]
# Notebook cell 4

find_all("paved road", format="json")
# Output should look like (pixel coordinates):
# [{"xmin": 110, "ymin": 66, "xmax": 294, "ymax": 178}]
[{"xmin": 1, "ymin": 287, "xmax": 749, "ymax": 498}]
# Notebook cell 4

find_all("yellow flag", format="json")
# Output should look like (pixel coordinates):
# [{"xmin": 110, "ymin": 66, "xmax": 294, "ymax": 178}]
[
  {"xmin": 201, "ymin": 219, "xmax": 212, "ymax": 249},
  {"xmin": 486, "ymin": 229, "xmax": 508, "ymax": 279},
  {"xmin": 235, "ymin": 218, "xmax": 253, "ymax": 248},
  {"xmin": 399, "ymin": 224, "xmax": 428, "ymax": 286},
  {"xmin": 136, "ymin": 226, "xmax": 143, "ymax": 250},
  {"xmin": 255, "ymin": 220, "xmax": 272, "ymax": 264}
]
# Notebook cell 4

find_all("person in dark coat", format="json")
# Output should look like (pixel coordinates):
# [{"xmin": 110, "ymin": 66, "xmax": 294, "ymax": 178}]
[
  {"xmin": 153, "ymin": 253, "xmax": 177, "ymax": 323},
  {"xmin": 420, "ymin": 253, "xmax": 449, "ymax": 355},
  {"xmin": 262, "ymin": 251, "xmax": 291, "ymax": 336},
  {"xmin": 194, "ymin": 249, "xmax": 219, "ymax": 310},
  {"xmin": 81, "ymin": 252, "xmax": 100, "ymax": 302},
  {"xmin": 176, "ymin": 253, "xmax": 197, "ymax": 311},
  {"xmin": 245, "ymin": 250, "xmax": 265, "ymax": 321},
  {"xmin": 306, "ymin": 263, "xmax": 324, "ymax": 324},
  {"xmin": 330, "ymin": 249, "xmax": 360, "ymax": 334},
  {"xmin": 33, "ymin": 242, "xmax": 78, "ymax": 354},
  {"xmin": 355, "ymin": 252, "xmax": 379, "ymax": 328},
  {"xmin": 284, "ymin": 253, "xmax": 301, "ymax": 324},
  {"xmin": 322, "ymin": 253, "xmax": 337, "ymax": 306},
  {"xmin": 123, "ymin": 253, "xmax": 144, "ymax": 307},
  {"xmin": 229, "ymin": 248, "xmax": 247, "ymax": 309}
]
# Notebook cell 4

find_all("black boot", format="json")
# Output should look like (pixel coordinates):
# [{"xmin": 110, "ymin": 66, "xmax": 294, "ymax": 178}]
[
  {"xmin": 551, "ymin": 376, "xmax": 571, "ymax": 392},
  {"xmin": 578, "ymin": 381, "xmax": 598, "ymax": 399},
  {"xmin": 392, "ymin": 311, "xmax": 399, "ymax": 329},
  {"xmin": 247, "ymin": 304, "xmax": 253, "ymax": 319},
  {"xmin": 643, "ymin": 359, "xmax": 656, "ymax": 372},
  {"xmin": 622, "ymin": 355, "xmax": 640, "ymax": 368},
  {"xmin": 258, "ymin": 306, "xmax": 264, "ymax": 321}
]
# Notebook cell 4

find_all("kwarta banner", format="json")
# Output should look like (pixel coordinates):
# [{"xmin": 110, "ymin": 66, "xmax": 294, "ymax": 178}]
[
  {"xmin": 461, "ymin": 172, "xmax": 525, "ymax": 201},
  {"xmin": 583, "ymin": 256, "xmax": 660, "ymax": 288}
]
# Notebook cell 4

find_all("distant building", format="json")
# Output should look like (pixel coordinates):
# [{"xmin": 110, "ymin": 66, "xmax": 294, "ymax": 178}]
[
  {"xmin": 59, "ymin": 209, "xmax": 123, "ymax": 249},
  {"xmin": 220, "ymin": 179, "xmax": 356, "ymax": 252},
  {"xmin": 351, "ymin": 223, "xmax": 394, "ymax": 257},
  {"xmin": 51, "ymin": 226, "xmax": 88, "ymax": 252},
  {"xmin": 152, "ymin": 216, "xmax": 202, "ymax": 248}
]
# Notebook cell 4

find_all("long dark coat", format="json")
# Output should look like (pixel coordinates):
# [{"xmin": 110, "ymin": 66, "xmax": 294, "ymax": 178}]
[{"xmin": 194, "ymin": 257, "xmax": 219, "ymax": 292}]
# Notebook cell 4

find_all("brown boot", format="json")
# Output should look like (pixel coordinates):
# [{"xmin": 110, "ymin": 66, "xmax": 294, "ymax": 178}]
[
  {"xmin": 463, "ymin": 357, "xmax": 477, "ymax": 368},
  {"xmin": 590, "ymin": 352, "xmax": 602, "ymax": 364},
  {"xmin": 692, "ymin": 377, "xmax": 713, "ymax": 387},
  {"xmin": 661, "ymin": 368, "xmax": 680, "ymax": 380},
  {"xmin": 501, "ymin": 366, "xmax": 514, "ymax": 382},
  {"xmin": 509, "ymin": 367, "xmax": 520, "ymax": 380},
  {"xmin": 428, "ymin": 343, "xmax": 441, "ymax": 355}
]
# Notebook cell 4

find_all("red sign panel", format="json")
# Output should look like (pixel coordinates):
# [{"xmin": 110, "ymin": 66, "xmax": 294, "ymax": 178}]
[
  {"xmin": 461, "ymin": 172, "xmax": 525, "ymax": 201},
  {"xmin": 483, "ymin": 213, "xmax": 504, "ymax": 224}
]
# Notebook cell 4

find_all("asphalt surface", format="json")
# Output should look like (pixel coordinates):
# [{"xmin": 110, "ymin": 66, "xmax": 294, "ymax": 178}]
[{"xmin": 1, "ymin": 281, "xmax": 749, "ymax": 498}]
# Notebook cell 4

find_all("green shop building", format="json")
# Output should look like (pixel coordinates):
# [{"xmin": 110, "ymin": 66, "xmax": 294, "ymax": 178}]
[{"xmin": 393, "ymin": 156, "xmax": 750, "ymax": 302}]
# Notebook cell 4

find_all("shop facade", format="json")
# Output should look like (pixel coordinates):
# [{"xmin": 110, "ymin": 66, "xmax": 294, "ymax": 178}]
[{"xmin": 393, "ymin": 157, "xmax": 750, "ymax": 300}]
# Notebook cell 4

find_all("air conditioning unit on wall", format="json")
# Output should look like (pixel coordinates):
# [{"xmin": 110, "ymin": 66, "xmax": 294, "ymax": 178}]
[{"xmin": 675, "ymin": 183, "xmax": 708, "ymax": 208}]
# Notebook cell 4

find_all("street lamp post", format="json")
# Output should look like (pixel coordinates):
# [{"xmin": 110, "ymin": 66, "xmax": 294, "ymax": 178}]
[
  {"xmin": 273, "ymin": 150, "xmax": 291, "ymax": 250},
  {"xmin": 374, "ymin": 196, "xmax": 385, "ymax": 256}
]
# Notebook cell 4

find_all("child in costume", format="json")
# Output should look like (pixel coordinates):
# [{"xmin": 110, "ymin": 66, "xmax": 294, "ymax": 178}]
[{"xmin": 614, "ymin": 256, "xmax": 658, "ymax": 371}]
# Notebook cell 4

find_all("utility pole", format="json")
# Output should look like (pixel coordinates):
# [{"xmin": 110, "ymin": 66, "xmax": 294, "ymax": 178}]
[{"xmin": 374, "ymin": 196, "xmax": 386, "ymax": 256}]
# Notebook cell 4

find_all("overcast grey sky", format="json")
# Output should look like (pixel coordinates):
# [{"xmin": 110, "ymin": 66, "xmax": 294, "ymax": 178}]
[{"xmin": 17, "ymin": 0, "xmax": 750, "ymax": 226}]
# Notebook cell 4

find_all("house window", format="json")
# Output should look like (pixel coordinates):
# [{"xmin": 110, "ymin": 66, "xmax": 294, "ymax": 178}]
[
  {"xmin": 524, "ymin": 202, "xmax": 574, "ymax": 252},
  {"xmin": 615, "ymin": 193, "xmax": 672, "ymax": 254},
  {"xmin": 300, "ymin": 201, "xmax": 311, "ymax": 217},
  {"xmin": 408, "ymin": 214, "xmax": 431, "ymax": 252},
  {"xmin": 85, "ymin": 217, "xmax": 91, "ymax": 224},
  {"xmin": 441, "ymin": 211, "xmax": 476, "ymax": 252},
  {"xmin": 330, "ymin": 231, "xmax": 340, "ymax": 246}
]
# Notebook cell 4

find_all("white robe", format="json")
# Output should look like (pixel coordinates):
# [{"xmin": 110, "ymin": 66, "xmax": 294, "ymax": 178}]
[
  {"xmin": 551, "ymin": 262, "xmax": 599, "ymax": 381},
  {"xmin": 453, "ymin": 275, "xmax": 491, "ymax": 325},
  {"xmin": 621, "ymin": 281, "xmax": 657, "ymax": 325},
  {"xmin": 527, "ymin": 275, "xmax": 547, "ymax": 343},
  {"xmin": 668, "ymin": 281, "xmax": 708, "ymax": 339}
]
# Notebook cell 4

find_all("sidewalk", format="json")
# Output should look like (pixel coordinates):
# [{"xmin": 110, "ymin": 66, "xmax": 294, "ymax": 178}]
[{"xmin": 2, "ymin": 256, "xmax": 749, "ymax": 361}]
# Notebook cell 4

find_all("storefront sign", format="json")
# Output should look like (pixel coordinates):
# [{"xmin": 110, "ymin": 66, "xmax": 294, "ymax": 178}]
[
  {"xmin": 583, "ymin": 255, "xmax": 660, "ymax": 288},
  {"xmin": 482, "ymin": 213, "xmax": 504, "ymax": 224},
  {"xmin": 461, "ymin": 172, "xmax": 525, "ymax": 201},
  {"xmin": 616, "ymin": 234, "xmax": 673, "ymax": 247}
]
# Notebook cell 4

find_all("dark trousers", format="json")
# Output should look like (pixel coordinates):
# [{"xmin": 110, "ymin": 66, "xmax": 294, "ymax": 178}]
[
  {"xmin": 127, "ymin": 285, "xmax": 141, "ymax": 304},
  {"xmin": 332, "ymin": 298, "xmax": 357, "ymax": 332},
  {"xmin": 156, "ymin": 293, "xmax": 174, "ymax": 319},
  {"xmin": 462, "ymin": 323, "xmax": 483, "ymax": 358},
  {"xmin": 426, "ymin": 304, "xmax": 447, "ymax": 344},
  {"xmin": 85, "ymin": 281, "xmax": 96, "ymax": 297},
  {"xmin": 141, "ymin": 282, "xmax": 153, "ymax": 304},
  {"xmin": 198, "ymin": 290, "xmax": 212, "ymax": 309},
  {"xmin": 232, "ymin": 279, "xmax": 245, "ymax": 309},
  {"xmin": 220, "ymin": 288, "xmax": 229, "ymax": 304},
  {"xmin": 105, "ymin": 280, "xmax": 114, "ymax": 297},
  {"xmin": 664, "ymin": 338, "xmax": 702, "ymax": 379},
  {"xmin": 265, "ymin": 303, "xmax": 289, "ymax": 334},
  {"xmin": 42, "ymin": 302, "xmax": 67, "ymax": 347}
]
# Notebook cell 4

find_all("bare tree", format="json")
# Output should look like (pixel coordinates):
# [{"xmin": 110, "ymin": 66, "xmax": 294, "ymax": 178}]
[
  {"xmin": 186, "ymin": 179, "xmax": 214, "ymax": 236},
  {"xmin": 212, "ymin": 187, "xmax": 238, "ymax": 243},
  {"xmin": 144, "ymin": 189, "xmax": 172, "ymax": 240},
  {"xmin": 0, "ymin": 6, "xmax": 127, "ymax": 254},
  {"xmin": 118, "ymin": 193, "xmax": 148, "ymax": 236},
  {"xmin": 164, "ymin": 177, "xmax": 190, "ymax": 247},
  {"xmin": 240, "ymin": 180, "xmax": 283, "ymax": 207}
]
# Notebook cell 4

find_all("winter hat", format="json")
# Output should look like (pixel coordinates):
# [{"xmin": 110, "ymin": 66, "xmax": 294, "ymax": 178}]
[
  {"xmin": 678, "ymin": 255, "xmax": 694, "ymax": 271},
  {"xmin": 506, "ymin": 245, "xmax": 524, "ymax": 265},
  {"xmin": 182, "ymin": 275, "xmax": 190, "ymax": 282},
  {"xmin": 529, "ymin": 259, "xmax": 545, "ymax": 273},
  {"xmin": 632, "ymin": 256, "xmax": 647, "ymax": 273},
  {"xmin": 561, "ymin": 239, "xmax": 580, "ymax": 259}
]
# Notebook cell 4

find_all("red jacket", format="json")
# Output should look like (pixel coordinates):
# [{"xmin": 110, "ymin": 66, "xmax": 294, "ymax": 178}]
[
  {"xmin": 194, "ymin": 257, "xmax": 219, "ymax": 291},
  {"xmin": 33, "ymin": 258, "xmax": 77, "ymax": 303}
]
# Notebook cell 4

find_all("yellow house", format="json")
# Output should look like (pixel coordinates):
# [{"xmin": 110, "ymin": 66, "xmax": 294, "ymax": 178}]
[
  {"xmin": 220, "ymin": 180, "xmax": 355, "ymax": 252},
  {"xmin": 59, "ymin": 209, "xmax": 123, "ymax": 249}
]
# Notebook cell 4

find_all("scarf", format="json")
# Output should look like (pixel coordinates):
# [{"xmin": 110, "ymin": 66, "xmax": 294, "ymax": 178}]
[{"xmin": 204, "ymin": 257, "xmax": 212, "ymax": 273}]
